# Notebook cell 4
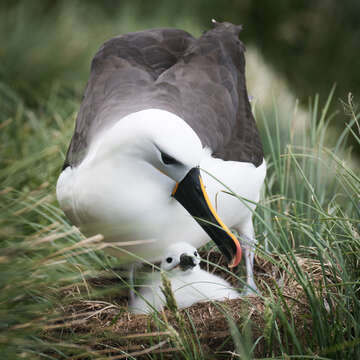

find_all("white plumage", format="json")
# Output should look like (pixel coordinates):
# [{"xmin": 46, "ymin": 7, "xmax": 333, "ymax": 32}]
[
  {"xmin": 129, "ymin": 242, "xmax": 240, "ymax": 314},
  {"xmin": 57, "ymin": 22, "xmax": 267, "ymax": 297},
  {"xmin": 57, "ymin": 109, "xmax": 266, "ymax": 294}
]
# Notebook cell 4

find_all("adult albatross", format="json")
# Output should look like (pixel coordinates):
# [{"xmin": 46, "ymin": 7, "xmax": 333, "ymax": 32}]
[{"xmin": 56, "ymin": 20, "xmax": 266, "ymax": 294}]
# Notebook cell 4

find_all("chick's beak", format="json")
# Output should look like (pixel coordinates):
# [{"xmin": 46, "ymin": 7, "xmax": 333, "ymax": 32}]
[
  {"xmin": 172, "ymin": 167, "xmax": 242, "ymax": 268},
  {"xmin": 179, "ymin": 253, "xmax": 197, "ymax": 271}
]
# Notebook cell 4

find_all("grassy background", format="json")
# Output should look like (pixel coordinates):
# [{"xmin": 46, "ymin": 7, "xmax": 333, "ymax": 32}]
[{"xmin": 1, "ymin": 1, "xmax": 360, "ymax": 359}]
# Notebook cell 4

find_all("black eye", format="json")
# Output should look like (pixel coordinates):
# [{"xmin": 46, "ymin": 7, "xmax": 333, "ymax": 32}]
[
  {"xmin": 166, "ymin": 257, "xmax": 173, "ymax": 263},
  {"xmin": 194, "ymin": 251, "xmax": 198, "ymax": 257},
  {"xmin": 161, "ymin": 152, "xmax": 179, "ymax": 165}
]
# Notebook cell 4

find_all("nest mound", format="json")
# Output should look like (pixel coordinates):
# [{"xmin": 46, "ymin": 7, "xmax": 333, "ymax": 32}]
[{"xmin": 45, "ymin": 252, "xmax": 336, "ymax": 358}]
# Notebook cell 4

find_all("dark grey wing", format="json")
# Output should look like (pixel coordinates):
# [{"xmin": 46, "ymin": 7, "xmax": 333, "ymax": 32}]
[
  {"xmin": 64, "ymin": 23, "xmax": 263, "ymax": 169},
  {"xmin": 63, "ymin": 28, "xmax": 195, "ymax": 168},
  {"xmin": 155, "ymin": 21, "xmax": 263, "ymax": 166},
  {"xmin": 211, "ymin": 22, "xmax": 264, "ymax": 166}
]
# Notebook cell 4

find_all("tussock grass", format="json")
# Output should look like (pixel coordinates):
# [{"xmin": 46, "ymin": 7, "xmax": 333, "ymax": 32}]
[
  {"xmin": 1, "ymin": 2, "xmax": 359, "ymax": 358},
  {"xmin": 0, "ymin": 1, "xmax": 201, "ymax": 106},
  {"xmin": 1, "ymin": 79, "xmax": 359, "ymax": 359}
]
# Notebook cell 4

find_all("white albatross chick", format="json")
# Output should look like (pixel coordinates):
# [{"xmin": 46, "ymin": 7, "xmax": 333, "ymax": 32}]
[{"xmin": 129, "ymin": 242, "xmax": 240, "ymax": 314}]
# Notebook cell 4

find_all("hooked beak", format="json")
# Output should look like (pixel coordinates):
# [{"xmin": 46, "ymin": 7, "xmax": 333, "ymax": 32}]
[{"xmin": 172, "ymin": 167, "xmax": 241, "ymax": 268}]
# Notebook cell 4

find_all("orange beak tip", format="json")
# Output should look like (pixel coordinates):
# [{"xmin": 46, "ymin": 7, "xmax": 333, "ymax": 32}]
[{"xmin": 228, "ymin": 242, "xmax": 242, "ymax": 268}]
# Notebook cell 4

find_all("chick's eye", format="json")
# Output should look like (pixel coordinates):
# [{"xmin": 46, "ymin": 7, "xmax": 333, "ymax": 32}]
[
  {"xmin": 166, "ymin": 257, "xmax": 173, "ymax": 263},
  {"xmin": 161, "ymin": 152, "xmax": 179, "ymax": 165},
  {"xmin": 194, "ymin": 251, "xmax": 198, "ymax": 257}
]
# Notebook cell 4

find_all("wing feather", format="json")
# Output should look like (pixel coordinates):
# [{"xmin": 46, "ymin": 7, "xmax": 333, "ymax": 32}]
[{"xmin": 64, "ymin": 23, "xmax": 263, "ymax": 169}]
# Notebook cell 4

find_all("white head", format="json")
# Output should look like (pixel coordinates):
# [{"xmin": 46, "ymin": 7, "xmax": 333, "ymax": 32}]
[
  {"xmin": 93, "ymin": 109, "xmax": 207, "ymax": 184},
  {"xmin": 80, "ymin": 108, "xmax": 241, "ymax": 268},
  {"xmin": 161, "ymin": 242, "xmax": 201, "ymax": 273}
]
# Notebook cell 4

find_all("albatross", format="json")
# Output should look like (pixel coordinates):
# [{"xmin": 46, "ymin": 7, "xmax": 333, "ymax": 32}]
[
  {"xmin": 129, "ymin": 242, "xmax": 240, "ymax": 314},
  {"xmin": 56, "ymin": 20, "xmax": 266, "ymax": 294}
]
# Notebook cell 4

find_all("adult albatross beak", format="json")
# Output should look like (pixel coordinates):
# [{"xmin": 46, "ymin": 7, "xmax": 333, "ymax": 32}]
[{"xmin": 172, "ymin": 167, "xmax": 241, "ymax": 267}]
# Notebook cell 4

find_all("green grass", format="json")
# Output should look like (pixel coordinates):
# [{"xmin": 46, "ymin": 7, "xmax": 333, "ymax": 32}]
[
  {"xmin": 251, "ymin": 91, "xmax": 360, "ymax": 358},
  {"xmin": 0, "ymin": 1, "xmax": 202, "ymax": 106},
  {"xmin": 1, "ymin": 2, "xmax": 360, "ymax": 359},
  {"xmin": 1, "ymin": 79, "xmax": 359, "ymax": 358}
]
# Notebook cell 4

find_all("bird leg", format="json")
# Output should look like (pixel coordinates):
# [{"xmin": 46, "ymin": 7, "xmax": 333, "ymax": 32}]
[{"xmin": 240, "ymin": 234, "xmax": 258, "ymax": 296}]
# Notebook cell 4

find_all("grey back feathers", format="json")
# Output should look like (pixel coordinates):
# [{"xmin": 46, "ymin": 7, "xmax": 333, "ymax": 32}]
[{"xmin": 64, "ymin": 21, "xmax": 263, "ymax": 169}]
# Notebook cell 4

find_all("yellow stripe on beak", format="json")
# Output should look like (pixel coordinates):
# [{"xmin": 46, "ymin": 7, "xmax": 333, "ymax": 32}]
[
  {"xmin": 171, "ymin": 167, "xmax": 242, "ymax": 268},
  {"xmin": 171, "ymin": 182, "xmax": 179, "ymax": 196},
  {"xmin": 198, "ymin": 175, "xmax": 242, "ymax": 268}
]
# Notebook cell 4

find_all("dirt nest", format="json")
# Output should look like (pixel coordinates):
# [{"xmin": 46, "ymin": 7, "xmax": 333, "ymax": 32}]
[{"xmin": 44, "ymin": 251, "xmax": 336, "ymax": 358}]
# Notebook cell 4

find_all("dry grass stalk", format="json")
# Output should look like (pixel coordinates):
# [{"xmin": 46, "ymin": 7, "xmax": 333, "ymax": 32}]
[{"xmin": 39, "ymin": 251, "xmax": 339, "ymax": 358}]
